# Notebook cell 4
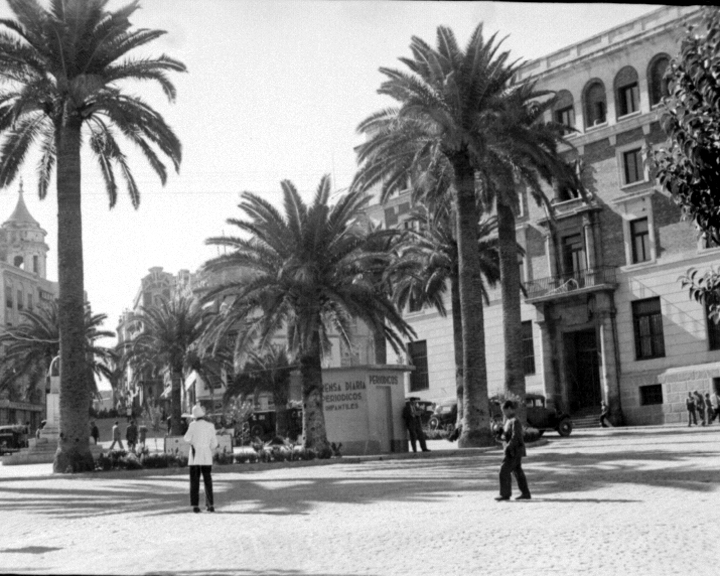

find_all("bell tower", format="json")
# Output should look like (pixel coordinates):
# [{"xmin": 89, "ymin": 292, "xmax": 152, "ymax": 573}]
[{"xmin": 0, "ymin": 181, "xmax": 49, "ymax": 278}]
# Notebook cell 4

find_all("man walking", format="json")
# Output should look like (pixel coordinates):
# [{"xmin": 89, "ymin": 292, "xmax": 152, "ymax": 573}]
[
  {"xmin": 184, "ymin": 404, "xmax": 218, "ymax": 513},
  {"xmin": 109, "ymin": 421, "xmax": 124, "ymax": 450},
  {"xmin": 694, "ymin": 391, "xmax": 706, "ymax": 426},
  {"xmin": 402, "ymin": 398, "xmax": 430, "ymax": 453},
  {"xmin": 686, "ymin": 392, "xmax": 697, "ymax": 427},
  {"xmin": 599, "ymin": 400, "xmax": 611, "ymax": 428},
  {"xmin": 90, "ymin": 421, "xmax": 99, "ymax": 445},
  {"xmin": 496, "ymin": 400, "xmax": 531, "ymax": 502}
]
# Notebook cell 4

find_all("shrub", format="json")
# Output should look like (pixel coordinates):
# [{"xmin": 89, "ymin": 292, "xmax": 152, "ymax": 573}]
[
  {"xmin": 214, "ymin": 448, "xmax": 234, "ymax": 465},
  {"xmin": 140, "ymin": 453, "xmax": 170, "ymax": 469}
]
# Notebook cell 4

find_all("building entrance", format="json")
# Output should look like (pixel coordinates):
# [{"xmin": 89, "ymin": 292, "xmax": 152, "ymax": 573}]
[{"xmin": 564, "ymin": 328, "xmax": 602, "ymax": 413}]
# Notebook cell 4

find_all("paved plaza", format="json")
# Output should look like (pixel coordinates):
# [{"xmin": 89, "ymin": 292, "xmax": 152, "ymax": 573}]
[{"xmin": 0, "ymin": 426, "xmax": 718, "ymax": 576}]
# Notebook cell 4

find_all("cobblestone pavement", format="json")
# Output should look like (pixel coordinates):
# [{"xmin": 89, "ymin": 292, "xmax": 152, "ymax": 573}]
[{"xmin": 0, "ymin": 426, "xmax": 718, "ymax": 576}]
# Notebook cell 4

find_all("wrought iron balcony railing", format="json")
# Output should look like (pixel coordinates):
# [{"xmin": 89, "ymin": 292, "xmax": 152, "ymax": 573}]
[{"xmin": 524, "ymin": 266, "xmax": 617, "ymax": 301}]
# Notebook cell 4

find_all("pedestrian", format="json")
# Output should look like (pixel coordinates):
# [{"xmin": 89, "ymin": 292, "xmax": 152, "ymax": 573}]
[
  {"xmin": 166, "ymin": 415, "xmax": 172, "ymax": 435},
  {"xmin": 109, "ymin": 420, "xmax": 124, "ymax": 450},
  {"xmin": 402, "ymin": 398, "xmax": 430, "ymax": 453},
  {"xmin": 704, "ymin": 393, "xmax": 714, "ymax": 425},
  {"xmin": 139, "ymin": 424, "xmax": 148, "ymax": 448},
  {"xmin": 712, "ymin": 390, "xmax": 720, "ymax": 424},
  {"xmin": 686, "ymin": 392, "xmax": 697, "ymax": 427},
  {"xmin": 126, "ymin": 419, "xmax": 138, "ymax": 452},
  {"xmin": 36, "ymin": 420, "xmax": 45, "ymax": 439},
  {"xmin": 599, "ymin": 400, "xmax": 611, "ymax": 428},
  {"xmin": 694, "ymin": 391, "xmax": 706, "ymax": 426},
  {"xmin": 496, "ymin": 400, "xmax": 531, "ymax": 501},
  {"xmin": 90, "ymin": 421, "xmax": 99, "ymax": 445},
  {"xmin": 184, "ymin": 404, "xmax": 218, "ymax": 513},
  {"xmin": 126, "ymin": 404, "xmax": 133, "ymax": 423}
]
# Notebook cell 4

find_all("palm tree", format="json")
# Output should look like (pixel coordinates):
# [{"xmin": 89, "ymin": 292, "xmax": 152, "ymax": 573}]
[
  {"xmin": 202, "ymin": 175, "xmax": 413, "ymax": 456},
  {"xmin": 353, "ymin": 25, "xmax": 577, "ymax": 439},
  {"xmin": 225, "ymin": 345, "xmax": 294, "ymax": 438},
  {"xmin": 0, "ymin": 301, "xmax": 116, "ymax": 400},
  {"xmin": 0, "ymin": 0, "xmax": 185, "ymax": 472},
  {"xmin": 120, "ymin": 295, "xmax": 214, "ymax": 436},
  {"xmin": 392, "ymin": 199, "xmax": 500, "ymax": 427}
]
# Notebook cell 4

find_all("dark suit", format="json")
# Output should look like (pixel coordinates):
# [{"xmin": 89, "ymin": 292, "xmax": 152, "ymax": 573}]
[
  {"xmin": 402, "ymin": 402, "xmax": 428, "ymax": 453},
  {"xmin": 499, "ymin": 417, "xmax": 530, "ymax": 499}
]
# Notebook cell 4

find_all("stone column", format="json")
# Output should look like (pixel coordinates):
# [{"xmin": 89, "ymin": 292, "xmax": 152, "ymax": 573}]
[
  {"xmin": 545, "ymin": 232, "xmax": 557, "ymax": 278},
  {"xmin": 583, "ymin": 213, "xmax": 596, "ymax": 270},
  {"xmin": 535, "ymin": 304, "xmax": 562, "ymax": 409},
  {"xmin": 597, "ymin": 308, "xmax": 623, "ymax": 425}
]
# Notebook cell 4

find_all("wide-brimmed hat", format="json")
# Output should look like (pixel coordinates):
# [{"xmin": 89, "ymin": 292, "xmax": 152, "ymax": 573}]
[{"xmin": 191, "ymin": 405, "xmax": 206, "ymax": 419}]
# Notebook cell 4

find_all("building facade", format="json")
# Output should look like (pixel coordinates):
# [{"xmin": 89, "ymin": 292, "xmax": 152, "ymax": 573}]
[
  {"xmin": 0, "ymin": 186, "xmax": 58, "ymax": 428},
  {"xmin": 367, "ymin": 5, "xmax": 718, "ymax": 426}
]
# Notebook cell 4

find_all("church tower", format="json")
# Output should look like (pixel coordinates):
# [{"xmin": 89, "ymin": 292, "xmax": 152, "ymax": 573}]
[{"xmin": 0, "ymin": 182, "xmax": 49, "ymax": 279}]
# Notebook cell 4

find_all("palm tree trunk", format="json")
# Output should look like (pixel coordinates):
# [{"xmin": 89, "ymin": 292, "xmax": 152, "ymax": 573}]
[
  {"xmin": 273, "ymin": 389, "xmax": 289, "ymax": 438},
  {"xmin": 300, "ymin": 332, "xmax": 331, "ymax": 456},
  {"xmin": 53, "ymin": 117, "xmax": 94, "ymax": 473},
  {"xmin": 452, "ymin": 157, "xmax": 494, "ymax": 447},
  {"xmin": 450, "ymin": 277, "xmax": 464, "ymax": 425},
  {"xmin": 171, "ymin": 370, "xmax": 183, "ymax": 435},
  {"xmin": 497, "ymin": 201, "xmax": 526, "ymax": 423},
  {"xmin": 372, "ymin": 323, "xmax": 387, "ymax": 364}
]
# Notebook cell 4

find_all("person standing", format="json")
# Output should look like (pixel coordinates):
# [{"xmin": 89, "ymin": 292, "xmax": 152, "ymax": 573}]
[
  {"xmin": 704, "ymin": 393, "xmax": 714, "ymax": 425},
  {"xmin": 402, "ymin": 398, "xmax": 430, "ymax": 453},
  {"xmin": 109, "ymin": 421, "xmax": 124, "ymax": 450},
  {"xmin": 711, "ymin": 390, "xmax": 720, "ymax": 424},
  {"xmin": 126, "ymin": 419, "xmax": 138, "ymax": 452},
  {"xmin": 184, "ymin": 404, "xmax": 218, "ymax": 513},
  {"xmin": 90, "ymin": 421, "xmax": 99, "ymax": 445},
  {"xmin": 139, "ymin": 424, "xmax": 148, "ymax": 448},
  {"xmin": 686, "ymin": 392, "xmax": 697, "ymax": 427},
  {"xmin": 126, "ymin": 404, "xmax": 133, "ymax": 423},
  {"xmin": 694, "ymin": 391, "xmax": 706, "ymax": 426},
  {"xmin": 599, "ymin": 400, "xmax": 611, "ymax": 428},
  {"xmin": 496, "ymin": 400, "xmax": 531, "ymax": 501}
]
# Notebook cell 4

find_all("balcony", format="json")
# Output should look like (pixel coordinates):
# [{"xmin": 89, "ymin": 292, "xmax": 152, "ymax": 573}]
[{"xmin": 524, "ymin": 266, "xmax": 617, "ymax": 303}]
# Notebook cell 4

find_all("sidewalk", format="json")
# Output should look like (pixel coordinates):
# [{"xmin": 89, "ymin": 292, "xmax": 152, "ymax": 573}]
[{"xmin": 1, "ymin": 426, "xmax": 718, "ymax": 575}]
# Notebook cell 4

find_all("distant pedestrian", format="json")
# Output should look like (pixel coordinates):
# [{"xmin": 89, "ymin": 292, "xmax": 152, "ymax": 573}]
[
  {"xmin": 126, "ymin": 420, "xmax": 138, "ymax": 452},
  {"xmin": 599, "ymin": 400, "xmax": 611, "ymax": 428},
  {"xmin": 139, "ymin": 424, "xmax": 148, "ymax": 447},
  {"xmin": 184, "ymin": 404, "xmax": 218, "ymax": 513},
  {"xmin": 90, "ymin": 421, "xmax": 99, "ymax": 445},
  {"xmin": 704, "ymin": 393, "xmax": 714, "ymax": 425},
  {"xmin": 686, "ymin": 393, "xmax": 697, "ymax": 427},
  {"xmin": 694, "ymin": 391, "xmax": 706, "ymax": 426},
  {"xmin": 711, "ymin": 391, "xmax": 720, "ymax": 424},
  {"xmin": 496, "ymin": 400, "xmax": 531, "ymax": 501},
  {"xmin": 109, "ymin": 421, "xmax": 124, "ymax": 450},
  {"xmin": 166, "ymin": 416, "xmax": 172, "ymax": 435},
  {"xmin": 126, "ymin": 404, "xmax": 133, "ymax": 423},
  {"xmin": 36, "ymin": 420, "xmax": 45, "ymax": 439},
  {"xmin": 402, "ymin": 398, "xmax": 430, "ymax": 453}
]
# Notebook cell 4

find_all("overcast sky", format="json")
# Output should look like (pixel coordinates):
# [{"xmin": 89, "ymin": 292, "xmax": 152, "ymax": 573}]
[{"xmin": 0, "ymin": 1, "xmax": 666, "ymax": 353}]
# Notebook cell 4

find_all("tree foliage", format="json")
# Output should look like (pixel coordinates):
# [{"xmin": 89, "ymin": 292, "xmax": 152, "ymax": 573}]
[{"xmin": 654, "ymin": 7, "xmax": 720, "ymax": 316}]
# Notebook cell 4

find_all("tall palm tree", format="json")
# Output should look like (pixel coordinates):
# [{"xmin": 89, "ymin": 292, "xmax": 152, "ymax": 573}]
[
  {"xmin": 225, "ymin": 345, "xmax": 294, "ymax": 438},
  {"xmin": 353, "ymin": 25, "xmax": 577, "ymax": 439},
  {"xmin": 0, "ymin": 0, "xmax": 185, "ymax": 471},
  {"xmin": 120, "ymin": 295, "xmax": 214, "ymax": 436},
  {"xmin": 202, "ymin": 175, "xmax": 413, "ymax": 456},
  {"xmin": 392, "ymin": 199, "xmax": 500, "ymax": 426},
  {"xmin": 352, "ymin": 25, "xmax": 513, "ymax": 446},
  {"xmin": 0, "ymin": 301, "xmax": 115, "ymax": 400}
]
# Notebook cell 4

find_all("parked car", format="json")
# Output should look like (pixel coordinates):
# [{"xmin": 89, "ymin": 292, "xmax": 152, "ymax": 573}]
[
  {"xmin": 406, "ymin": 397, "xmax": 435, "ymax": 427},
  {"xmin": 244, "ymin": 407, "xmax": 303, "ymax": 441},
  {"xmin": 428, "ymin": 399, "xmax": 457, "ymax": 431},
  {"xmin": 490, "ymin": 393, "xmax": 573, "ymax": 437},
  {"xmin": 0, "ymin": 424, "xmax": 29, "ymax": 455}
]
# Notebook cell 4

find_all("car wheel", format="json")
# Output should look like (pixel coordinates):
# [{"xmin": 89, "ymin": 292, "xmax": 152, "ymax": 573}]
[
  {"xmin": 428, "ymin": 417, "xmax": 440, "ymax": 431},
  {"xmin": 444, "ymin": 423, "xmax": 455, "ymax": 433},
  {"xmin": 557, "ymin": 419, "xmax": 573, "ymax": 437},
  {"xmin": 250, "ymin": 424, "xmax": 265, "ymax": 438}
]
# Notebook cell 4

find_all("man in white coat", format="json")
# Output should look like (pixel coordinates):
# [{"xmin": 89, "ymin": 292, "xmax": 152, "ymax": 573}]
[{"xmin": 184, "ymin": 404, "xmax": 219, "ymax": 513}]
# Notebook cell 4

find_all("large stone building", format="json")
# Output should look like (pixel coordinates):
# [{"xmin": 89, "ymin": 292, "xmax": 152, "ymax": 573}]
[
  {"xmin": 0, "ymin": 185, "xmax": 58, "ymax": 428},
  {"xmin": 367, "ymin": 5, "xmax": 716, "ymax": 426}
]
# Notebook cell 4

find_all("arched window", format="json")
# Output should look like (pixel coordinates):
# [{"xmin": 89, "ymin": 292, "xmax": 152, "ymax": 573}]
[
  {"xmin": 584, "ymin": 80, "xmax": 607, "ymax": 127},
  {"xmin": 648, "ymin": 54, "xmax": 671, "ymax": 107},
  {"xmin": 553, "ymin": 90, "xmax": 575, "ymax": 134},
  {"xmin": 615, "ymin": 66, "xmax": 640, "ymax": 118},
  {"xmin": 13, "ymin": 255, "xmax": 24, "ymax": 269}
]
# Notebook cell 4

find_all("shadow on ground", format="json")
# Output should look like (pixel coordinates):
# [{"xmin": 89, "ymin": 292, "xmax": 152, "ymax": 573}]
[{"xmin": 0, "ymin": 431, "xmax": 717, "ymax": 520}]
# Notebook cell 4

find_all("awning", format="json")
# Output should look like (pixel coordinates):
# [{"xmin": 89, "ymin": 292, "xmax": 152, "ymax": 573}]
[
  {"xmin": 160, "ymin": 385, "xmax": 172, "ymax": 399},
  {"xmin": 184, "ymin": 371, "xmax": 199, "ymax": 391}
]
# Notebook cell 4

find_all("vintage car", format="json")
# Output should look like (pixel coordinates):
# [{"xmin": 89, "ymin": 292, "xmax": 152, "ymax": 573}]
[
  {"xmin": 428, "ymin": 399, "xmax": 457, "ymax": 431},
  {"xmin": 243, "ymin": 407, "xmax": 303, "ymax": 441},
  {"xmin": 406, "ymin": 397, "xmax": 436, "ymax": 427},
  {"xmin": 0, "ymin": 424, "xmax": 30, "ymax": 455},
  {"xmin": 490, "ymin": 393, "xmax": 573, "ymax": 437}
]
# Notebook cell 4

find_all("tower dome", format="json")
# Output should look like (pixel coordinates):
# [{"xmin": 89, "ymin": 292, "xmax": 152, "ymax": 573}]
[{"xmin": 1, "ymin": 182, "xmax": 49, "ymax": 278}]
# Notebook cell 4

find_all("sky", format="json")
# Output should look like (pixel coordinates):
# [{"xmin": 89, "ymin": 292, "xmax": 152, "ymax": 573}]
[{"xmin": 0, "ymin": 1, "xmax": 666, "ymax": 353}]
